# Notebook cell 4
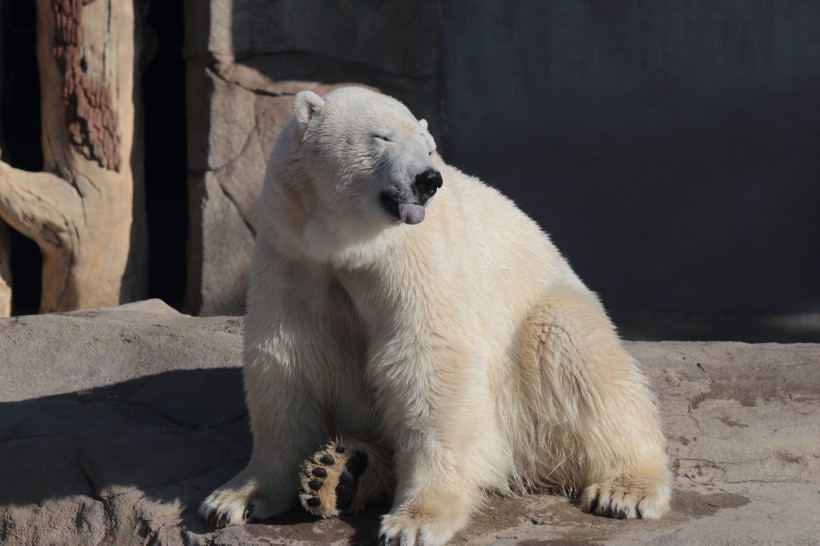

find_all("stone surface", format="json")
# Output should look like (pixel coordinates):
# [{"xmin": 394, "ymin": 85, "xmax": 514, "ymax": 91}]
[
  {"xmin": 183, "ymin": 0, "xmax": 443, "ymax": 315},
  {"xmin": 1, "ymin": 301, "xmax": 819, "ymax": 544}
]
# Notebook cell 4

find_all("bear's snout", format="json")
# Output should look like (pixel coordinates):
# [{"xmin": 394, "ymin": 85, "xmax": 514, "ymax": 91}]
[{"xmin": 414, "ymin": 169, "xmax": 443, "ymax": 202}]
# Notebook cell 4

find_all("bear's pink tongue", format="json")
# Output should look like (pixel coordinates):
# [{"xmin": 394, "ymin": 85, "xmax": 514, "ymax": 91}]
[{"xmin": 398, "ymin": 203, "xmax": 425, "ymax": 225}]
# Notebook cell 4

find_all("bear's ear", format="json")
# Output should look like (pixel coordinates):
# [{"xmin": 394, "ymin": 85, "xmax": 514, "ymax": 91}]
[
  {"xmin": 419, "ymin": 119, "xmax": 428, "ymax": 131},
  {"xmin": 294, "ymin": 90, "xmax": 325, "ymax": 128}
]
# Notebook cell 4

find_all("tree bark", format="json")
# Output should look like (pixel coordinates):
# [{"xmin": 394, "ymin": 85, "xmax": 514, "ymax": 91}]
[{"xmin": 0, "ymin": 0, "xmax": 146, "ymax": 313}]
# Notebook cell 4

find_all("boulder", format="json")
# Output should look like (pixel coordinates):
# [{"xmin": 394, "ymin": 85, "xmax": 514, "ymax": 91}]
[{"xmin": 0, "ymin": 301, "xmax": 818, "ymax": 544}]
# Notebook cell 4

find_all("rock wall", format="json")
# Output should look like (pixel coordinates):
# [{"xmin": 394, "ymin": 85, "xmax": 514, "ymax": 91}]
[{"xmin": 183, "ymin": 0, "xmax": 443, "ymax": 315}]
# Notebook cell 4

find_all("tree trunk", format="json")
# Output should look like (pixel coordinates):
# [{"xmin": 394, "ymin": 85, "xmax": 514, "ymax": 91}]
[
  {"xmin": 0, "ymin": 0, "xmax": 146, "ymax": 313},
  {"xmin": 0, "ymin": 6, "xmax": 11, "ymax": 318},
  {"xmin": 0, "ymin": 218, "xmax": 9, "ymax": 316}
]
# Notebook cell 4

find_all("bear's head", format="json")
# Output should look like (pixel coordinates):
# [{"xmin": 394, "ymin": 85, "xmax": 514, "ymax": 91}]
[
  {"xmin": 261, "ymin": 87, "xmax": 441, "ymax": 263},
  {"xmin": 292, "ymin": 87, "xmax": 440, "ymax": 228}
]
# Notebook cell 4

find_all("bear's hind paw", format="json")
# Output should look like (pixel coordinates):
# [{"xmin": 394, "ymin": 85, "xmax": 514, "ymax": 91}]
[{"xmin": 299, "ymin": 442, "xmax": 369, "ymax": 517}]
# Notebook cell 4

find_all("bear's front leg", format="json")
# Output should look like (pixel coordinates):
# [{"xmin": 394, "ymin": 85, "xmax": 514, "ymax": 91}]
[
  {"xmin": 200, "ymin": 359, "xmax": 329, "ymax": 526},
  {"xmin": 378, "ymin": 436, "xmax": 477, "ymax": 546},
  {"xmin": 373, "ymin": 347, "xmax": 508, "ymax": 546}
]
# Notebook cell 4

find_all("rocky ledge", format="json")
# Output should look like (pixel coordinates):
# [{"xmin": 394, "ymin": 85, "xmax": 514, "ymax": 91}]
[{"xmin": 1, "ymin": 301, "xmax": 818, "ymax": 545}]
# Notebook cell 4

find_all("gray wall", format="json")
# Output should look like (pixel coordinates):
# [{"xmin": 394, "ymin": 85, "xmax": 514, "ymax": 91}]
[{"xmin": 442, "ymin": 0, "xmax": 820, "ymax": 314}]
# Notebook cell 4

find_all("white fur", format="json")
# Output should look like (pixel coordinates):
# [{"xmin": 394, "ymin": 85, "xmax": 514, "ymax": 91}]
[{"xmin": 200, "ymin": 87, "xmax": 671, "ymax": 545}]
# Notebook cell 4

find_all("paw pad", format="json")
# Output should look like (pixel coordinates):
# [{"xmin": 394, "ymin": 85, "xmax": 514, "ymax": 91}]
[{"xmin": 299, "ymin": 441, "xmax": 368, "ymax": 517}]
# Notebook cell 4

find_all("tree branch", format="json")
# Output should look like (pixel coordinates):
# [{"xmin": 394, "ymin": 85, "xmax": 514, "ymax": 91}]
[{"xmin": 0, "ymin": 160, "xmax": 82, "ymax": 252}]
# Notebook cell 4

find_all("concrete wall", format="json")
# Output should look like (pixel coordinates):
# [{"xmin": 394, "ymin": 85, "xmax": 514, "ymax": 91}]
[{"xmin": 442, "ymin": 0, "xmax": 820, "ymax": 313}]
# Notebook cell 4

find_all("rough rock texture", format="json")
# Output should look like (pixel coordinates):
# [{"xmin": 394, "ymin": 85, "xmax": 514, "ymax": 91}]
[
  {"xmin": 183, "ymin": 0, "xmax": 444, "ymax": 315},
  {"xmin": 1, "ymin": 301, "xmax": 818, "ymax": 545}
]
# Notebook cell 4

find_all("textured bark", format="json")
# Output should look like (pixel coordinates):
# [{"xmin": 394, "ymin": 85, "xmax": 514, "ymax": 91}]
[
  {"xmin": 53, "ymin": 0, "xmax": 122, "ymax": 171},
  {"xmin": 0, "ymin": 0, "xmax": 146, "ymax": 313}
]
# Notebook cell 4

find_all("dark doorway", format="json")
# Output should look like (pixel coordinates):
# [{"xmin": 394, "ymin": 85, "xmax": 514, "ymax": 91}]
[{"xmin": 142, "ymin": 0, "xmax": 188, "ymax": 309}]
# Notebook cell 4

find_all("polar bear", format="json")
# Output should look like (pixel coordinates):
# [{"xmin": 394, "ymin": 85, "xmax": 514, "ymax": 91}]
[{"xmin": 200, "ymin": 87, "xmax": 671, "ymax": 545}]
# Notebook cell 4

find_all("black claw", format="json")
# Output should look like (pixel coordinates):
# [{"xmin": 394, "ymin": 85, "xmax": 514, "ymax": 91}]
[
  {"xmin": 307, "ymin": 497, "xmax": 321, "ymax": 508},
  {"xmin": 335, "ymin": 444, "xmax": 347, "ymax": 453},
  {"xmin": 206, "ymin": 512, "xmax": 217, "ymax": 527},
  {"xmin": 312, "ymin": 467, "xmax": 327, "ymax": 478},
  {"xmin": 378, "ymin": 534, "xmax": 386, "ymax": 546},
  {"xmin": 216, "ymin": 513, "xmax": 227, "ymax": 528},
  {"xmin": 587, "ymin": 497, "xmax": 599, "ymax": 513},
  {"xmin": 308, "ymin": 480, "xmax": 322, "ymax": 491},
  {"xmin": 243, "ymin": 503, "xmax": 254, "ymax": 521},
  {"xmin": 320, "ymin": 454, "xmax": 335, "ymax": 465}
]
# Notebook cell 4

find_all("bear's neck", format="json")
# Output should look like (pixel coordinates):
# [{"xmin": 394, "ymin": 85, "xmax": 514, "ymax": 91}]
[{"xmin": 261, "ymin": 165, "xmax": 407, "ymax": 268}]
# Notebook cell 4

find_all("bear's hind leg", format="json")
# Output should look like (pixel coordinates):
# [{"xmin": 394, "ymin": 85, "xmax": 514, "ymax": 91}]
[
  {"xmin": 521, "ymin": 285, "xmax": 671, "ymax": 520},
  {"xmin": 299, "ymin": 437, "xmax": 393, "ymax": 517}
]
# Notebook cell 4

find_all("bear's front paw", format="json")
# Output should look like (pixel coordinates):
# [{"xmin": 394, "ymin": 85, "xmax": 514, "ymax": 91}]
[
  {"xmin": 199, "ymin": 471, "xmax": 289, "ymax": 527},
  {"xmin": 299, "ymin": 441, "xmax": 369, "ymax": 517},
  {"xmin": 580, "ymin": 477, "xmax": 671, "ymax": 520},
  {"xmin": 379, "ymin": 504, "xmax": 465, "ymax": 546}
]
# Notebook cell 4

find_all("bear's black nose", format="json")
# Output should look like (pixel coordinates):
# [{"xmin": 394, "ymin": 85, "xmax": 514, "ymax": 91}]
[{"xmin": 414, "ymin": 169, "xmax": 443, "ymax": 201}]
